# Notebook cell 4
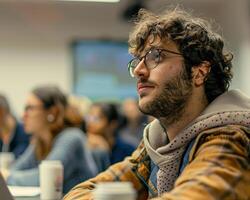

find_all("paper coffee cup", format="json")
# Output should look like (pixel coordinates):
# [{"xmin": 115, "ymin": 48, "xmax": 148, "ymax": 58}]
[
  {"xmin": 94, "ymin": 182, "xmax": 136, "ymax": 200},
  {"xmin": 0, "ymin": 152, "xmax": 15, "ymax": 170},
  {"xmin": 39, "ymin": 160, "xmax": 63, "ymax": 200}
]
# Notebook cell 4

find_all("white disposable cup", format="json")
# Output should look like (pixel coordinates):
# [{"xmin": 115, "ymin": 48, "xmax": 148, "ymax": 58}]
[
  {"xmin": 93, "ymin": 182, "xmax": 136, "ymax": 200},
  {"xmin": 0, "ymin": 152, "xmax": 15, "ymax": 170},
  {"xmin": 39, "ymin": 160, "xmax": 64, "ymax": 200}
]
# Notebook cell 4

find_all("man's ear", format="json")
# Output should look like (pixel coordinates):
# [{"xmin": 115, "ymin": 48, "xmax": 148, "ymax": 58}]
[{"xmin": 192, "ymin": 61, "xmax": 211, "ymax": 87}]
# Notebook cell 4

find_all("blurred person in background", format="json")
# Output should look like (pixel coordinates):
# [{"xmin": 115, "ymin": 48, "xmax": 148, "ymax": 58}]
[
  {"xmin": 5, "ymin": 85, "xmax": 97, "ymax": 193},
  {"xmin": 66, "ymin": 97, "xmax": 87, "ymax": 133},
  {"xmin": 67, "ymin": 95, "xmax": 93, "ymax": 133},
  {"xmin": 119, "ymin": 98, "xmax": 148, "ymax": 147},
  {"xmin": 64, "ymin": 7, "xmax": 250, "ymax": 200},
  {"xmin": 86, "ymin": 102, "xmax": 135, "ymax": 166},
  {"xmin": 0, "ymin": 94, "xmax": 30, "ymax": 159}
]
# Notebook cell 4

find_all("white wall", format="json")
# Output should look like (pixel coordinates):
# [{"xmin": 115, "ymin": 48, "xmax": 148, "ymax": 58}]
[
  {"xmin": 0, "ymin": 38, "xmax": 72, "ymax": 116},
  {"xmin": 238, "ymin": 42, "xmax": 250, "ymax": 95}
]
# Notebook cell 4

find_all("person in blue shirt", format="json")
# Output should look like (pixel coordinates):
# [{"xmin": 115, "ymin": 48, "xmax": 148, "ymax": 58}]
[
  {"xmin": 5, "ymin": 85, "xmax": 97, "ymax": 193},
  {"xmin": 0, "ymin": 94, "xmax": 30, "ymax": 159}
]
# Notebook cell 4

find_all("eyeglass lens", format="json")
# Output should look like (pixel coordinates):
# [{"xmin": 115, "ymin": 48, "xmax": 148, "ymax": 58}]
[{"xmin": 128, "ymin": 49, "xmax": 161, "ymax": 77}]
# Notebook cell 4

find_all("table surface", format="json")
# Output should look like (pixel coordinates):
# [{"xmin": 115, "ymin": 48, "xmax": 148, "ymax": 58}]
[{"xmin": 15, "ymin": 197, "xmax": 40, "ymax": 200}]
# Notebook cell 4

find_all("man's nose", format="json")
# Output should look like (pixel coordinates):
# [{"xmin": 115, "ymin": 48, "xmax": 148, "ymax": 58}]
[{"xmin": 133, "ymin": 59, "xmax": 150, "ymax": 79}]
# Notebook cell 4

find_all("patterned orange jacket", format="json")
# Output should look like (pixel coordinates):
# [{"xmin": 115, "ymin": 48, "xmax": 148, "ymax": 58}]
[{"xmin": 63, "ymin": 125, "xmax": 250, "ymax": 200}]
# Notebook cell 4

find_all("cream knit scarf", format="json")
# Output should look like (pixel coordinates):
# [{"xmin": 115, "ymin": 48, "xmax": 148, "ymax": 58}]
[{"xmin": 143, "ymin": 90, "xmax": 250, "ymax": 195}]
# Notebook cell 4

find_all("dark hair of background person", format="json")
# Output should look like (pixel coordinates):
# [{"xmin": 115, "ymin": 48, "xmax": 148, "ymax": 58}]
[
  {"xmin": 128, "ymin": 7, "xmax": 233, "ymax": 103},
  {"xmin": 91, "ymin": 102, "xmax": 121, "ymax": 135},
  {"xmin": 92, "ymin": 102, "xmax": 119, "ymax": 122},
  {"xmin": 32, "ymin": 85, "xmax": 84, "ymax": 160},
  {"xmin": 0, "ymin": 94, "xmax": 11, "ymax": 114}
]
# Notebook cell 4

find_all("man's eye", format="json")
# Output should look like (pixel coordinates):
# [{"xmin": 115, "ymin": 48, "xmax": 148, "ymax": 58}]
[
  {"xmin": 152, "ymin": 52, "xmax": 162, "ymax": 62},
  {"xmin": 154, "ymin": 52, "xmax": 160, "ymax": 58}
]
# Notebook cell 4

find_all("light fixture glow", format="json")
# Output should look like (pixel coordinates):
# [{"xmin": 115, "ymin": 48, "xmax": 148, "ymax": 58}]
[{"xmin": 58, "ymin": 0, "xmax": 120, "ymax": 2}]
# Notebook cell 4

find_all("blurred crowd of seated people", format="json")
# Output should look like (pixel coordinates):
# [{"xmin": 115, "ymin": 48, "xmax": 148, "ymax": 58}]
[
  {"xmin": 1, "ymin": 85, "xmax": 97, "ymax": 193},
  {"xmin": 0, "ymin": 85, "xmax": 148, "ymax": 193}
]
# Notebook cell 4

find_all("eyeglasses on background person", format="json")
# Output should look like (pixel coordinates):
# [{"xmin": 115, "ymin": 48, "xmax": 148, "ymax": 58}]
[{"xmin": 24, "ymin": 104, "xmax": 44, "ymax": 112}]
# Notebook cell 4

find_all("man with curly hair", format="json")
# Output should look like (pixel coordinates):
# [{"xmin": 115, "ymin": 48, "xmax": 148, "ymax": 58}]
[{"xmin": 64, "ymin": 7, "xmax": 250, "ymax": 200}]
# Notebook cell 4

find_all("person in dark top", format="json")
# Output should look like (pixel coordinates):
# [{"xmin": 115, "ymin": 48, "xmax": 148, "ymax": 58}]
[
  {"xmin": 110, "ymin": 136, "xmax": 135, "ymax": 164},
  {"xmin": 0, "ymin": 94, "xmax": 30, "ymax": 159},
  {"xmin": 86, "ymin": 102, "xmax": 135, "ymax": 165},
  {"xmin": 119, "ymin": 98, "xmax": 148, "ymax": 147}
]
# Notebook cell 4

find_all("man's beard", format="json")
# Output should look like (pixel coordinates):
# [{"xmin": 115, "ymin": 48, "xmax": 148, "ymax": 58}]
[{"xmin": 139, "ymin": 68, "xmax": 193, "ymax": 125}]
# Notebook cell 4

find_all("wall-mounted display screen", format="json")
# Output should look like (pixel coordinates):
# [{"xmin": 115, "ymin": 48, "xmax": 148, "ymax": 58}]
[{"xmin": 73, "ymin": 40, "xmax": 137, "ymax": 101}]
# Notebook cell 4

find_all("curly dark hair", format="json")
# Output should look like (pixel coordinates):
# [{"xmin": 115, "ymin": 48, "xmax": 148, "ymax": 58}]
[{"xmin": 128, "ymin": 7, "xmax": 233, "ymax": 103}]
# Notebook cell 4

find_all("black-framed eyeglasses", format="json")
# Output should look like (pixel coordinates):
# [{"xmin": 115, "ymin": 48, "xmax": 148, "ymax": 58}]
[{"xmin": 127, "ymin": 48, "xmax": 182, "ymax": 77}]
